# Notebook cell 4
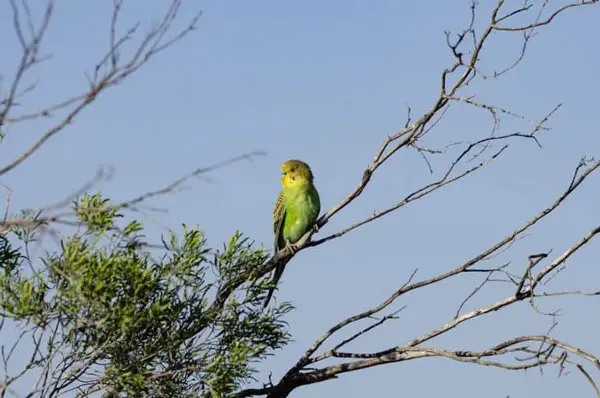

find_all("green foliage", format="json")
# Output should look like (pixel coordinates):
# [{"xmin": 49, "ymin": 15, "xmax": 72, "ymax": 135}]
[
  {"xmin": 74, "ymin": 192, "xmax": 122, "ymax": 231},
  {"xmin": 0, "ymin": 234, "xmax": 47, "ymax": 321},
  {"xmin": 0, "ymin": 193, "xmax": 292, "ymax": 397}
]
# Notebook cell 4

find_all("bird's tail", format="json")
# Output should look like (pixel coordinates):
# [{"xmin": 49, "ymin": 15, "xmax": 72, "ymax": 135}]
[{"xmin": 262, "ymin": 258, "xmax": 289, "ymax": 310}]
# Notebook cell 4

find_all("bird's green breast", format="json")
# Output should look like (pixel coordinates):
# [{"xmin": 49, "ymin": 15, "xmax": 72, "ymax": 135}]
[{"xmin": 280, "ymin": 184, "xmax": 320, "ymax": 247}]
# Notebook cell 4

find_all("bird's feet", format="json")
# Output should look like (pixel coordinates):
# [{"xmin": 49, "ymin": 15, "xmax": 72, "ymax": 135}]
[
  {"xmin": 284, "ymin": 240, "xmax": 298, "ymax": 255},
  {"xmin": 312, "ymin": 223, "xmax": 320, "ymax": 234}
]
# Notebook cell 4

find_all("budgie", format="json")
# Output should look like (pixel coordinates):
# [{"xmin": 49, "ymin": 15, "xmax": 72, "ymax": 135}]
[{"xmin": 263, "ymin": 159, "xmax": 321, "ymax": 309}]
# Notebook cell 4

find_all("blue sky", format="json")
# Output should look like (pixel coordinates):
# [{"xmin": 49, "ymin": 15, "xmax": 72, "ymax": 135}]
[{"xmin": 1, "ymin": 1, "xmax": 599, "ymax": 397}]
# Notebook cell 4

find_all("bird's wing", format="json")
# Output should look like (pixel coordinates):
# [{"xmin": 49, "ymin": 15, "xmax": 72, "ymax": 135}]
[
  {"xmin": 264, "ymin": 191, "xmax": 287, "ymax": 309},
  {"xmin": 272, "ymin": 191, "xmax": 286, "ymax": 251}
]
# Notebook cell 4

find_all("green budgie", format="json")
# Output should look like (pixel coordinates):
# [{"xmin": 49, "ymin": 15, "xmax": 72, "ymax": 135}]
[{"xmin": 263, "ymin": 159, "xmax": 321, "ymax": 309}]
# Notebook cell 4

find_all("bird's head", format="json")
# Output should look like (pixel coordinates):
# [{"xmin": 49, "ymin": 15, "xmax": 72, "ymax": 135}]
[{"xmin": 281, "ymin": 159, "xmax": 314, "ymax": 188}]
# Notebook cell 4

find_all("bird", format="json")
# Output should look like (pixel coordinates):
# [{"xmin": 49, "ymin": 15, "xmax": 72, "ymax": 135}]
[{"xmin": 263, "ymin": 159, "xmax": 321, "ymax": 309}]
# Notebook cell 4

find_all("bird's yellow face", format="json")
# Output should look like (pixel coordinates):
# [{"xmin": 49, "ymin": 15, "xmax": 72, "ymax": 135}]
[{"xmin": 281, "ymin": 159, "xmax": 314, "ymax": 188}]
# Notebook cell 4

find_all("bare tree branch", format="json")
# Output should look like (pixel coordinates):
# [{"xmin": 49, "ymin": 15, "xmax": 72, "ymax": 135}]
[
  {"xmin": 231, "ymin": 1, "xmax": 600, "ymax": 396},
  {"xmin": 0, "ymin": 0, "xmax": 202, "ymax": 176}
]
